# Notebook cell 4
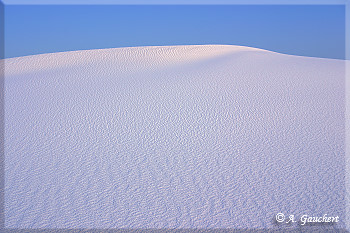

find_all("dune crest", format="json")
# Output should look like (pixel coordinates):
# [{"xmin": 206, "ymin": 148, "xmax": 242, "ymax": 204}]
[{"xmin": 5, "ymin": 45, "xmax": 266, "ymax": 76}]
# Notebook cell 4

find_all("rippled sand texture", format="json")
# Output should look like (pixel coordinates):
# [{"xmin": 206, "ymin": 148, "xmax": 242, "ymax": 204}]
[{"xmin": 5, "ymin": 45, "xmax": 345, "ymax": 229}]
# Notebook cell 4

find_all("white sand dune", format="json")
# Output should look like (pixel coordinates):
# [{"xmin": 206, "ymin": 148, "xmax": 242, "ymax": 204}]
[{"xmin": 4, "ymin": 45, "xmax": 345, "ymax": 229}]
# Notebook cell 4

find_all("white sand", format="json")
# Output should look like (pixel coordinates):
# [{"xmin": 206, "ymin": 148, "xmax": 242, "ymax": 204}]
[{"xmin": 4, "ymin": 45, "xmax": 345, "ymax": 229}]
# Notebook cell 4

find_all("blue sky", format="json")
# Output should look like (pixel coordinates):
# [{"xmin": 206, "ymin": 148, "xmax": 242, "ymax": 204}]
[{"xmin": 4, "ymin": 5, "xmax": 345, "ymax": 59}]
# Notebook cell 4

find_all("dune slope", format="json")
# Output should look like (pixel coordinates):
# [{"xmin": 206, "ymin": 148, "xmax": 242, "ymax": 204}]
[{"xmin": 4, "ymin": 45, "xmax": 345, "ymax": 229}]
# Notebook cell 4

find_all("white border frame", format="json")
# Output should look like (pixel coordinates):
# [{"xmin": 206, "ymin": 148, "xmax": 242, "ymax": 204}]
[{"xmin": 1, "ymin": 0, "xmax": 349, "ymax": 231}]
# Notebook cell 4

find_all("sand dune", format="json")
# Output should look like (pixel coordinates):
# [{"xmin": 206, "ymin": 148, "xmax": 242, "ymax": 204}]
[{"xmin": 4, "ymin": 45, "xmax": 345, "ymax": 229}]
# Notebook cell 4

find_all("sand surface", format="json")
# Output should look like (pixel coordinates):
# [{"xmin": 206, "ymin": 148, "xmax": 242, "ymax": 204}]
[{"xmin": 4, "ymin": 45, "xmax": 345, "ymax": 229}]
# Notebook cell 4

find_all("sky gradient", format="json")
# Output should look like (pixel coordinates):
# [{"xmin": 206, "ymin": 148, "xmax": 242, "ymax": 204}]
[{"xmin": 4, "ymin": 5, "xmax": 345, "ymax": 59}]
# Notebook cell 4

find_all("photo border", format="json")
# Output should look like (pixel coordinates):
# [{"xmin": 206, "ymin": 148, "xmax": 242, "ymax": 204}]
[{"xmin": 0, "ymin": 0, "xmax": 349, "ymax": 232}]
